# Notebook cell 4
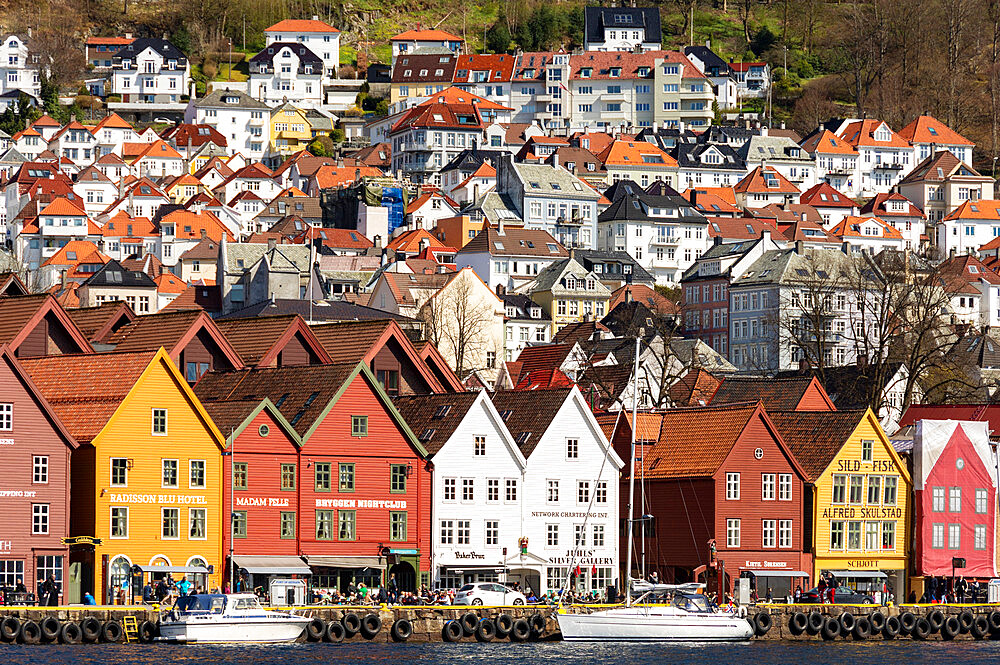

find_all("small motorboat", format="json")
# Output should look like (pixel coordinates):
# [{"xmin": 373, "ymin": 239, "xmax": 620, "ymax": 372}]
[{"xmin": 157, "ymin": 593, "xmax": 311, "ymax": 643}]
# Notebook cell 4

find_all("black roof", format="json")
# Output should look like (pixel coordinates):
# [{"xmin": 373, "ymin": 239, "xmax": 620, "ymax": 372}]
[
  {"xmin": 598, "ymin": 189, "xmax": 705, "ymax": 226},
  {"xmin": 683, "ymin": 46, "xmax": 733, "ymax": 77},
  {"xmin": 250, "ymin": 42, "xmax": 323, "ymax": 71},
  {"xmin": 113, "ymin": 38, "xmax": 187, "ymax": 64},
  {"xmin": 573, "ymin": 249, "xmax": 655, "ymax": 286},
  {"xmin": 83, "ymin": 259, "xmax": 157, "ymax": 288},
  {"xmin": 584, "ymin": 7, "xmax": 661, "ymax": 45},
  {"xmin": 674, "ymin": 142, "xmax": 746, "ymax": 171},
  {"xmin": 633, "ymin": 126, "xmax": 699, "ymax": 151},
  {"xmin": 441, "ymin": 148, "xmax": 506, "ymax": 173}
]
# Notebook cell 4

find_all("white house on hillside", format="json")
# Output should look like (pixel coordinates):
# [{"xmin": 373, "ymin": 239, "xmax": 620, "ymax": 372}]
[
  {"xmin": 110, "ymin": 38, "xmax": 190, "ymax": 104},
  {"xmin": 264, "ymin": 17, "xmax": 341, "ymax": 77}
]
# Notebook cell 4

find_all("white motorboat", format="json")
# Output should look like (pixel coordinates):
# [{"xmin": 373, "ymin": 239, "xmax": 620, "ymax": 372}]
[
  {"xmin": 157, "ymin": 593, "xmax": 311, "ymax": 643},
  {"xmin": 556, "ymin": 586, "xmax": 753, "ymax": 642}
]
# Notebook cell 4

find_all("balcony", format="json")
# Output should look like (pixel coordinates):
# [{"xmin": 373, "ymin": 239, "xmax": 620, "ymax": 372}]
[
  {"xmin": 652, "ymin": 235, "xmax": 680, "ymax": 246},
  {"xmin": 602, "ymin": 90, "xmax": 626, "ymax": 102},
  {"xmin": 873, "ymin": 162, "xmax": 904, "ymax": 170}
]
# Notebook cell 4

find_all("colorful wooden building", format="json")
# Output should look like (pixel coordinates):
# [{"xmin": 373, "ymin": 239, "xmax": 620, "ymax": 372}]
[
  {"xmin": 21, "ymin": 349, "xmax": 226, "ymax": 603},
  {"xmin": 0, "ymin": 346, "xmax": 77, "ymax": 602},
  {"xmin": 771, "ymin": 408, "xmax": 910, "ymax": 600},
  {"xmin": 195, "ymin": 361, "xmax": 432, "ymax": 593}
]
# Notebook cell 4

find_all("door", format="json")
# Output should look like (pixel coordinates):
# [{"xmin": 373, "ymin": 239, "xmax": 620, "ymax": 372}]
[
  {"xmin": 388, "ymin": 562, "xmax": 416, "ymax": 593},
  {"xmin": 68, "ymin": 562, "xmax": 82, "ymax": 605}
]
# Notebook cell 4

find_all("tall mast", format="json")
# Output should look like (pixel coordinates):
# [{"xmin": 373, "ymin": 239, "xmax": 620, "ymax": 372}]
[{"xmin": 624, "ymin": 332, "xmax": 641, "ymax": 608}]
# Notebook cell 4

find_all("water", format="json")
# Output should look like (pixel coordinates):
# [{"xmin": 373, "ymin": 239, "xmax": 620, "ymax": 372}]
[{"xmin": 3, "ymin": 641, "xmax": 1000, "ymax": 665}]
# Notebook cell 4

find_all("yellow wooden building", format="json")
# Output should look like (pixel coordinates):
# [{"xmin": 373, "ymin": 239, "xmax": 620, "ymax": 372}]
[
  {"xmin": 773, "ymin": 408, "xmax": 911, "ymax": 601},
  {"xmin": 21, "ymin": 348, "xmax": 226, "ymax": 604},
  {"xmin": 270, "ymin": 104, "xmax": 313, "ymax": 158}
]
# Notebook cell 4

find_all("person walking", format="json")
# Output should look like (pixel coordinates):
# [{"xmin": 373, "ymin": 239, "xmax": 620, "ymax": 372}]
[
  {"xmin": 177, "ymin": 576, "xmax": 192, "ymax": 596},
  {"xmin": 42, "ymin": 575, "xmax": 59, "ymax": 606},
  {"xmin": 388, "ymin": 573, "xmax": 399, "ymax": 604},
  {"xmin": 817, "ymin": 576, "xmax": 827, "ymax": 604}
]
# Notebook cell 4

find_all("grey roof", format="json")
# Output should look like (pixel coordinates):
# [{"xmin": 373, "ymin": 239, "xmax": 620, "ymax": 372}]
[
  {"xmin": 513, "ymin": 162, "xmax": 600, "ymax": 200},
  {"xmin": 195, "ymin": 88, "xmax": 270, "ymax": 110},
  {"xmin": 584, "ymin": 6, "xmax": 661, "ymax": 45},
  {"xmin": 83, "ymin": 259, "xmax": 157, "ymax": 288},
  {"xmin": 461, "ymin": 191, "xmax": 522, "ymax": 225},
  {"xmin": 633, "ymin": 127, "xmax": 699, "ymax": 151},
  {"xmin": 683, "ymin": 46, "xmax": 733, "ymax": 76},
  {"xmin": 0, "ymin": 129, "xmax": 9, "ymax": 139},
  {"xmin": 0, "ymin": 147, "xmax": 26, "ymax": 163},
  {"xmin": 738, "ymin": 135, "xmax": 812, "ymax": 164},
  {"xmin": 574, "ymin": 249, "xmax": 655, "ymax": 286},
  {"xmin": 442, "ymin": 148, "xmax": 506, "ymax": 174},
  {"xmin": 731, "ymin": 247, "xmax": 881, "ymax": 288},
  {"xmin": 113, "ymin": 38, "xmax": 187, "ymax": 66},
  {"xmin": 674, "ymin": 142, "xmax": 745, "ymax": 171},
  {"xmin": 221, "ymin": 242, "xmax": 312, "ymax": 274},
  {"xmin": 681, "ymin": 238, "xmax": 761, "ymax": 281},
  {"xmin": 527, "ymin": 257, "xmax": 612, "ymax": 295},
  {"xmin": 598, "ymin": 188, "xmax": 706, "ymax": 227},
  {"xmin": 250, "ymin": 42, "xmax": 323, "ymax": 73}
]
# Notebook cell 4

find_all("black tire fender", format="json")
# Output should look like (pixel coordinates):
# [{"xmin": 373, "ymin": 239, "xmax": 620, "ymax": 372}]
[
  {"xmin": 1, "ymin": 616, "xmax": 21, "ymax": 642},
  {"xmin": 911, "ymin": 617, "xmax": 931, "ymax": 640},
  {"xmin": 529, "ymin": 612, "xmax": 546, "ymax": 636},
  {"xmin": 510, "ymin": 618, "xmax": 530, "ymax": 642},
  {"xmin": 899, "ymin": 612, "xmax": 916, "ymax": 634},
  {"xmin": 360, "ymin": 613, "xmax": 381, "ymax": 639},
  {"xmin": 474, "ymin": 618, "xmax": 496, "ymax": 642},
  {"xmin": 971, "ymin": 615, "xmax": 989, "ymax": 640},
  {"xmin": 788, "ymin": 612, "xmax": 808, "ymax": 636},
  {"xmin": 19, "ymin": 620, "xmax": 41, "ymax": 645},
  {"xmin": 806, "ymin": 611, "xmax": 824, "ymax": 635},
  {"xmin": 59, "ymin": 621, "xmax": 82, "ymax": 645},
  {"xmin": 941, "ymin": 616, "xmax": 960, "ymax": 641},
  {"xmin": 306, "ymin": 617, "xmax": 325, "ymax": 641},
  {"xmin": 342, "ymin": 612, "xmax": 361, "ymax": 637},
  {"xmin": 460, "ymin": 612, "xmax": 479, "ymax": 636},
  {"xmin": 958, "ymin": 610, "xmax": 975, "ymax": 633},
  {"xmin": 882, "ymin": 615, "xmax": 900, "ymax": 640},
  {"xmin": 852, "ymin": 616, "xmax": 871, "ymax": 640},
  {"xmin": 838, "ymin": 612, "xmax": 855, "ymax": 636},
  {"xmin": 39, "ymin": 616, "xmax": 60, "ymax": 642},
  {"xmin": 494, "ymin": 613, "xmax": 513, "ymax": 637},
  {"xmin": 325, "ymin": 620, "xmax": 345, "ymax": 643},
  {"xmin": 442, "ymin": 620, "xmax": 463, "ymax": 642},
  {"xmin": 753, "ymin": 611, "xmax": 773, "ymax": 636},
  {"xmin": 927, "ymin": 609, "xmax": 944, "ymax": 632},
  {"xmin": 390, "ymin": 619, "xmax": 413, "ymax": 642},
  {"xmin": 868, "ymin": 611, "xmax": 886, "ymax": 632},
  {"xmin": 821, "ymin": 616, "xmax": 840, "ymax": 641}
]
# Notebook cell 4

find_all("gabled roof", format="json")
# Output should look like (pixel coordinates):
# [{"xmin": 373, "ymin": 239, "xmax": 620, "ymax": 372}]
[
  {"xmin": 944, "ymin": 199, "xmax": 1000, "ymax": 221},
  {"xmin": 265, "ymin": 18, "xmax": 340, "ymax": 33},
  {"xmin": 108, "ymin": 309, "xmax": 244, "ymax": 367},
  {"xmin": 899, "ymin": 150, "xmax": 986, "ymax": 184},
  {"xmin": 838, "ymin": 119, "xmax": 909, "ymax": 148},
  {"xmin": 391, "ymin": 29, "xmax": 462, "ymax": 41},
  {"xmin": 82, "ymin": 259, "xmax": 157, "ymax": 288},
  {"xmin": 194, "ymin": 361, "xmax": 426, "ymax": 453},
  {"xmin": 828, "ymin": 215, "xmax": 903, "ymax": 240},
  {"xmin": 0, "ymin": 345, "xmax": 78, "ymax": 449},
  {"xmin": 597, "ymin": 140, "xmax": 676, "ymax": 168},
  {"xmin": 669, "ymin": 368, "xmax": 723, "ymax": 406},
  {"xmin": 453, "ymin": 53, "xmax": 517, "ymax": 83},
  {"xmin": 860, "ymin": 192, "xmax": 924, "ymax": 218},
  {"xmin": 0, "ymin": 294, "xmax": 93, "ymax": 355},
  {"xmin": 800, "ymin": 129, "xmax": 858, "ymax": 156},
  {"xmin": 508, "ymin": 343, "xmax": 575, "ymax": 383},
  {"xmin": 213, "ymin": 314, "xmax": 332, "ymax": 367},
  {"xmin": 710, "ymin": 375, "xmax": 836, "ymax": 411},
  {"xmin": 21, "ymin": 348, "xmax": 223, "ymax": 446},
  {"xmin": 0, "ymin": 272, "xmax": 29, "ymax": 297},
  {"xmin": 65, "ymin": 301, "xmax": 136, "ymax": 343},
  {"xmin": 799, "ymin": 181, "xmax": 856, "ymax": 208},
  {"xmin": 459, "ymin": 225, "xmax": 566, "ymax": 258},
  {"xmin": 734, "ymin": 165, "xmax": 800, "ymax": 195},
  {"xmin": 391, "ymin": 391, "xmax": 483, "ymax": 454},
  {"xmin": 769, "ymin": 409, "xmax": 886, "ymax": 481},
  {"xmin": 897, "ymin": 114, "xmax": 973, "ymax": 146},
  {"xmin": 490, "ymin": 388, "xmax": 574, "ymax": 456},
  {"xmin": 39, "ymin": 197, "xmax": 88, "ymax": 217}
]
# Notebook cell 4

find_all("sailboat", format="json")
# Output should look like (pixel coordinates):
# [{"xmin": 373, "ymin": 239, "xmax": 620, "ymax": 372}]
[{"xmin": 556, "ymin": 336, "xmax": 754, "ymax": 642}]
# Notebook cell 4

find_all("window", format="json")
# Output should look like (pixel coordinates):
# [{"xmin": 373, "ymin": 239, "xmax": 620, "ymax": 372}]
[
  {"xmin": 390, "ymin": 464, "xmax": 407, "ymax": 493},
  {"xmin": 234, "ymin": 462, "xmax": 248, "ymax": 490},
  {"xmin": 867, "ymin": 475, "xmax": 881, "ymax": 505},
  {"xmin": 949, "ymin": 486, "xmax": 961, "ymax": 512},
  {"xmin": 861, "ymin": 439, "xmax": 873, "ymax": 462},
  {"xmin": 377, "ymin": 369, "xmax": 400, "ymax": 396},
  {"xmin": 471, "ymin": 435, "xmax": 487, "ymax": 457},
  {"xmin": 316, "ymin": 510, "xmax": 334, "ymax": 540},
  {"xmin": 233, "ymin": 511, "xmax": 247, "ymax": 538},
  {"xmin": 566, "ymin": 438, "xmax": 579, "ymax": 459},
  {"xmin": 152, "ymin": 408, "xmax": 167, "ymax": 435},
  {"xmin": 778, "ymin": 520, "xmax": 792, "ymax": 548},
  {"xmin": 778, "ymin": 474, "xmax": 792, "ymax": 501},
  {"xmin": 547, "ymin": 524, "xmax": 559, "ymax": 546},
  {"xmin": 484, "ymin": 519, "xmax": 499, "ymax": 546},
  {"xmin": 443, "ymin": 477, "xmax": 456, "ymax": 501},
  {"xmin": 830, "ymin": 521, "xmax": 844, "ymax": 550},
  {"xmin": 0, "ymin": 403, "xmax": 11, "ymax": 430},
  {"xmin": 189, "ymin": 460, "xmax": 206, "ymax": 489},
  {"xmin": 726, "ymin": 472, "xmax": 740, "ymax": 500},
  {"xmin": 440, "ymin": 520, "xmax": 454, "ymax": 544},
  {"xmin": 932, "ymin": 523, "xmax": 944, "ymax": 548},
  {"xmin": 32, "ymin": 504, "xmax": 49, "ymax": 534},
  {"xmin": 547, "ymin": 480, "xmax": 560, "ymax": 503},
  {"xmin": 338, "ymin": 510, "xmax": 356, "ymax": 540},
  {"xmin": 726, "ymin": 519, "xmax": 740, "ymax": 547},
  {"xmin": 948, "ymin": 523, "xmax": 961, "ymax": 549},
  {"xmin": 32, "ymin": 456, "xmax": 48, "ymax": 484},
  {"xmin": 111, "ymin": 507, "xmax": 128, "ymax": 538},
  {"xmin": 505, "ymin": 478, "xmax": 518, "ymax": 502},
  {"xmin": 596, "ymin": 481, "xmax": 608, "ymax": 503},
  {"xmin": 975, "ymin": 524, "xmax": 987, "ymax": 550},
  {"xmin": 161, "ymin": 459, "xmax": 178, "ymax": 488},
  {"xmin": 280, "ymin": 463, "xmax": 296, "ymax": 490},
  {"xmin": 487, "ymin": 478, "xmax": 499, "ymax": 502},
  {"xmin": 762, "ymin": 519, "xmax": 776, "ymax": 548},
  {"xmin": 189, "ymin": 508, "xmax": 207, "ymax": 539},
  {"xmin": 831, "ymin": 474, "xmax": 847, "ymax": 504},
  {"xmin": 882, "ymin": 521, "xmax": 895, "ymax": 550},
  {"xmin": 315, "ymin": 462, "xmax": 331, "ymax": 491},
  {"xmin": 339, "ymin": 463, "xmax": 354, "ymax": 492},
  {"xmin": 848, "ymin": 475, "xmax": 864, "ymax": 504},
  {"xmin": 847, "ymin": 521, "xmax": 862, "ymax": 549},
  {"xmin": 162, "ymin": 508, "xmax": 180, "ymax": 539},
  {"xmin": 575, "ymin": 524, "xmax": 585, "ymax": 546},
  {"xmin": 351, "ymin": 415, "xmax": 368, "ymax": 437},
  {"xmin": 456, "ymin": 520, "xmax": 471, "ymax": 545},
  {"xmin": 462, "ymin": 478, "xmax": 474, "ymax": 502},
  {"xmin": 883, "ymin": 476, "xmax": 897, "ymax": 506},
  {"xmin": 932, "ymin": 486, "xmax": 945, "ymax": 512},
  {"xmin": 976, "ymin": 488, "xmax": 988, "ymax": 514},
  {"xmin": 865, "ymin": 521, "xmax": 879, "ymax": 550},
  {"xmin": 0, "ymin": 560, "xmax": 23, "ymax": 588},
  {"xmin": 391, "ymin": 512, "xmax": 408, "ymax": 541},
  {"xmin": 577, "ymin": 481, "xmax": 590, "ymax": 504},
  {"xmin": 761, "ymin": 474, "xmax": 775, "ymax": 500}
]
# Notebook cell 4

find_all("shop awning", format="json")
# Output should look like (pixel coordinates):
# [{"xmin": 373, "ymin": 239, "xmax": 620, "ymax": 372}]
[
  {"xmin": 743, "ymin": 570, "xmax": 810, "ymax": 578},
  {"xmin": 305, "ymin": 556, "xmax": 385, "ymax": 569},
  {"xmin": 232, "ymin": 556, "xmax": 311, "ymax": 576},
  {"xmin": 826, "ymin": 570, "xmax": 888, "ymax": 579},
  {"xmin": 441, "ymin": 564, "xmax": 508, "ymax": 571},
  {"xmin": 137, "ymin": 565, "xmax": 210, "ymax": 575}
]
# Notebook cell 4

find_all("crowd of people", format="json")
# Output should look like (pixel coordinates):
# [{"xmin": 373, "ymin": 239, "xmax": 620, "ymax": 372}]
[
  {"xmin": 0, "ymin": 575, "xmax": 60, "ymax": 606},
  {"xmin": 139, "ymin": 576, "xmax": 210, "ymax": 605},
  {"xmin": 916, "ymin": 576, "xmax": 987, "ymax": 604}
]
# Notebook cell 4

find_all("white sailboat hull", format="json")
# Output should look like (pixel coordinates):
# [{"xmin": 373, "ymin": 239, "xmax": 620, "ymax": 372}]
[
  {"xmin": 557, "ymin": 608, "xmax": 754, "ymax": 642},
  {"xmin": 158, "ymin": 615, "xmax": 310, "ymax": 643}
]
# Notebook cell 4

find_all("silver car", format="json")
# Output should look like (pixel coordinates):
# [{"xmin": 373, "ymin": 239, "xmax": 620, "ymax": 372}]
[{"xmin": 453, "ymin": 582, "xmax": 527, "ymax": 606}]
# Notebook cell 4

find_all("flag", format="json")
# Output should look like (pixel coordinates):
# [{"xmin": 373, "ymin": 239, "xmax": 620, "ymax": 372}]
[
  {"xmin": 591, "ymin": 565, "xmax": 598, "ymax": 576},
  {"xmin": 574, "ymin": 565, "xmax": 581, "ymax": 577}
]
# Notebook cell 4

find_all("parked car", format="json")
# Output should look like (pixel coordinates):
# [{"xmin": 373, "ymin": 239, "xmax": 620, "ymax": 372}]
[
  {"xmin": 453, "ymin": 583, "xmax": 526, "ymax": 606},
  {"xmin": 798, "ymin": 586, "xmax": 875, "ymax": 604}
]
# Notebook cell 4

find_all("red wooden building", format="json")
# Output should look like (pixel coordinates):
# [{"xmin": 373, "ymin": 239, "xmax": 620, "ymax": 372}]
[
  {"xmin": 0, "ymin": 345, "xmax": 77, "ymax": 602},
  {"xmin": 608, "ymin": 402, "xmax": 810, "ymax": 597},
  {"xmin": 195, "ymin": 361, "xmax": 432, "ymax": 594}
]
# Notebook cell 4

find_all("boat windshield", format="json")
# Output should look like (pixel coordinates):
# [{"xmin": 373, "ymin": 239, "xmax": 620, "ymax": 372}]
[
  {"xmin": 671, "ymin": 594, "xmax": 711, "ymax": 613},
  {"xmin": 175, "ymin": 594, "xmax": 226, "ymax": 614},
  {"xmin": 229, "ymin": 596, "xmax": 263, "ymax": 610}
]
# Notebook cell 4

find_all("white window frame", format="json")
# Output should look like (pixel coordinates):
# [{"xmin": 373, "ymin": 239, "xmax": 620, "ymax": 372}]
[
  {"xmin": 726, "ymin": 518, "xmax": 740, "ymax": 547},
  {"xmin": 726, "ymin": 472, "xmax": 740, "ymax": 500}
]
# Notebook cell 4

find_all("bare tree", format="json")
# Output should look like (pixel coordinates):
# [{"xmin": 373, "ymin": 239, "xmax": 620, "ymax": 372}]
[{"xmin": 420, "ymin": 276, "xmax": 500, "ymax": 378}]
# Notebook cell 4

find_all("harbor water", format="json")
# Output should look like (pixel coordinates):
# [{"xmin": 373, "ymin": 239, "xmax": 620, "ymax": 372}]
[{"xmin": 3, "ymin": 641, "xmax": 1000, "ymax": 665}]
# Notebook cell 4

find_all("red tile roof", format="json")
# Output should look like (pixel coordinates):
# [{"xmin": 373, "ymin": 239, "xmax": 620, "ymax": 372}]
[
  {"xmin": 897, "ymin": 114, "xmax": 973, "ymax": 146},
  {"xmin": 265, "ymin": 18, "xmax": 340, "ymax": 33},
  {"xmin": 392, "ymin": 29, "xmax": 461, "ymax": 41},
  {"xmin": 799, "ymin": 182, "xmax": 856, "ymax": 208},
  {"xmin": 800, "ymin": 129, "xmax": 858, "ymax": 156},
  {"xmin": 453, "ymin": 54, "xmax": 517, "ymax": 83},
  {"xmin": 734, "ymin": 165, "xmax": 800, "ymax": 195}
]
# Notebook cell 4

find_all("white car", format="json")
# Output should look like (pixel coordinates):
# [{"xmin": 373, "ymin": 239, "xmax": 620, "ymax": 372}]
[{"xmin": 453, "ymin": 583, "xmax": 526, "ymax": 606}]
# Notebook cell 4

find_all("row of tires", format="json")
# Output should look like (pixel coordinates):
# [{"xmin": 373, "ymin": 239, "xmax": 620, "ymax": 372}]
[
  {"xmin": 0, "ymin": 616, "xmax": 157, "ymax": 644},
  {"xmin": 750, "ymin": 608, "xmax": 1000, "ymax": 641},
  {"xmin": 304, "ymin": 612, "xmax": 383, "ymax": 642},
  {"xmin": 442, "ymin": 612, "xmax": 546, "ymax": 642}
]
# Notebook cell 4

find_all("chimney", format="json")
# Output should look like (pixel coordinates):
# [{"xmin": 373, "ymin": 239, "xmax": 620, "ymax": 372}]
[
  {"xmin": 798, "ymin": 358, "xmax": 810, "ymax": 372},
  {"xmin": 795, "ymin": 240, "xmax": 804, "ymax": 254},
  {"xmin": 690, "ymin": 189, "xmax": 698, "ymax": 206},
  {"xmin": 760, "ymin": 125, "xmax": 769, "ymax": 137},
  {"xmin": 495, "ymin": 283, "xmax": 506, "ymax": 296},
  {"xmin": 713, "ymin": 235, "xmax": 722, "ymax": 246},
  {"xmin": 419, "ymin": 237, "xmax": 429, "ymax": 252},
  {"xmin": 437, "ymin": 264, "xmax": 448, "ymax": 273},
  {"xmin": 473, "ymin": 183, "xmax": 479, "ymax": 205},
  {"xmin": 200, "ymin": 228, "xmax": 207, "ymax": 240},
  {"xmin": 374, "ymin": 234, "xmax": 382, "ymax": 249},
  {"xmin": 761, "ymin": 229, "xmax": 771, "ymax": 243},
  {"xmin": 841, "ymin": 241, "xmax": 851, "ymax": 255},
  {"xmin": 267, "ymin": 237, "xmax": 276, "ymax": 251},
  {"xmin": 312, "ymin": 14, "xmax": 320, "ymax": 20},
  {"xmin": 60, "ymin": 269, "xmax": 67, "ymax": 291},
  {"xmin": 552, "ymin": 152, "xmax": 559, "ymax": 169}
]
